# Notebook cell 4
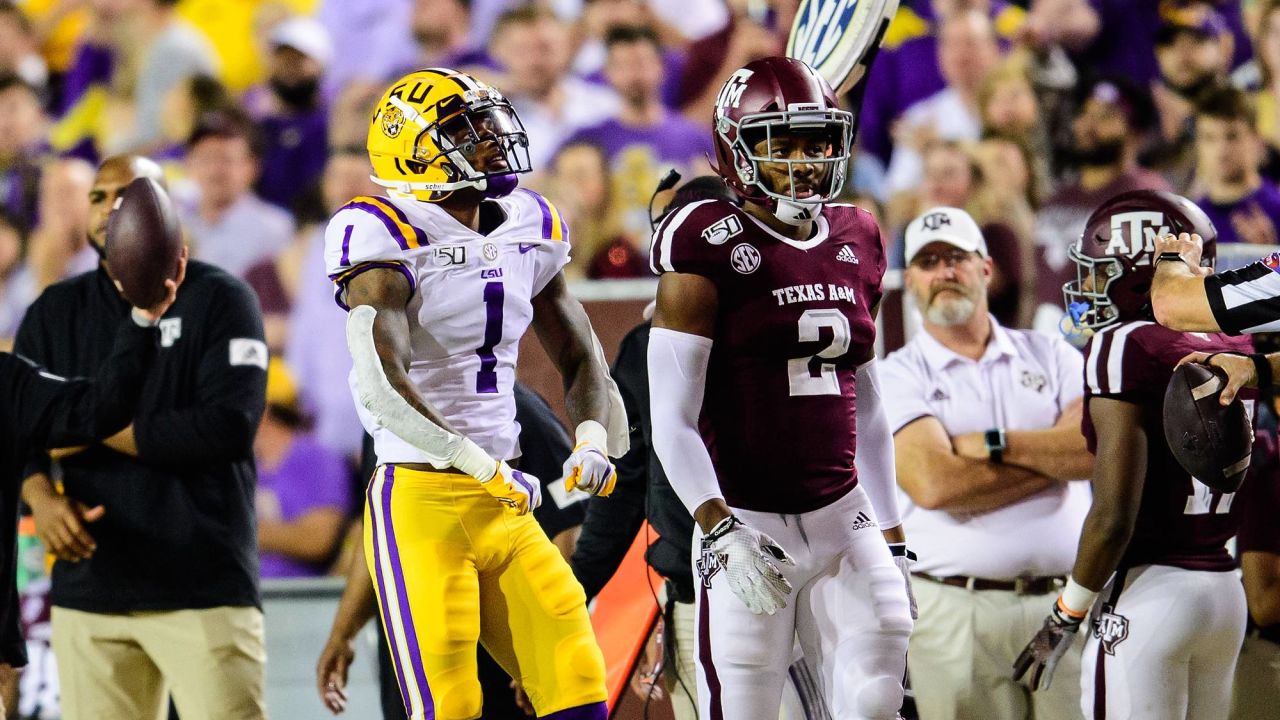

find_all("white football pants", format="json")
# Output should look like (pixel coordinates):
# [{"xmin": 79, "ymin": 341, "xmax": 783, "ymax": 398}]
[
  {"xmin": 692, "ymin": 485, "xmax": 913, "ymax": 720},
  {"xmin": 1079, "ymin": 563, "xmax": 1245, "ymax": 720}
]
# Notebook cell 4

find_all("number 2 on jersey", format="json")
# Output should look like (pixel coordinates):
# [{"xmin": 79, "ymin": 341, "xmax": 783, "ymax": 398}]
[
  {"xmin": 476, "ymin": 281, "xmax": 503, "ymax": 393},
  {"xmin": 788, "ymin": 309, "xmax": 851, "ymax": 396}
]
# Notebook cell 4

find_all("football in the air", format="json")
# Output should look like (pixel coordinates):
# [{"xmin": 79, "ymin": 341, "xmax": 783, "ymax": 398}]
[
  {"xmin": 1163, "ymin": 362, "xmax": 1253, "ymax": 493},
  {"xmin": 104, "ymin": 176, "xmax": 183, "ymax": 308}
]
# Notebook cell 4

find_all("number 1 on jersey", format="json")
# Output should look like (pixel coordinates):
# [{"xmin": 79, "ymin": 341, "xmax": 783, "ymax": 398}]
[
  {"xmin": 476, "ymin": 281, "xmax": 503, "ymax": 393},
  {"xmin": 788, "ymin": 309, "xmax": 851, "ymax": 396}
]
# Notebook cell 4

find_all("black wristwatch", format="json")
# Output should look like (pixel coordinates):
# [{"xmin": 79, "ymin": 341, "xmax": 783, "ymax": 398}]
[{"xmin": 984, "ymin": 428, "xmax": 1007, "ymax": 464}]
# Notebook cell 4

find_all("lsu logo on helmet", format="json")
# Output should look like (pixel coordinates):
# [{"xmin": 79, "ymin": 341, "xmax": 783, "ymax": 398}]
[{"xmin": 366, "ymin": 68, "xmax": 532, "ymax": 203}]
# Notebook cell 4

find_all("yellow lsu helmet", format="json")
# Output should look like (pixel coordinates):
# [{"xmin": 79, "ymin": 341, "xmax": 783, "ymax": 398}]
[{"xmin": 367, "ymin": 68, "xmax": 532, "ymax": 202}]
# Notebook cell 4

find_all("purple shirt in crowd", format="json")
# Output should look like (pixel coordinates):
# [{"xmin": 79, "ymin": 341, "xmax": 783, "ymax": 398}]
[
  {"xmin": 1083, "ymin": 0, "xmax": 1250, "ymax": 89},
  {"xmin": 1196, "ymin": 182, "xmax": 1280, "ymax": 245},
  {"xmin": 565, "ymin": 115, "xmax": 713, "ymax": 239},
  {"xmin": 256, "ymin": 435, "xmax": 353, "ymax": 579}
]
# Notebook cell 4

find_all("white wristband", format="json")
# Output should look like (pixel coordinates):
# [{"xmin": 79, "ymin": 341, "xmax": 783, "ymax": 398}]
[
  {"xmin": 451, "ymin": 437, "xmax": 497, "ymax": 482},
  {"xmin": 575, "ymin": 419, "xmax": 609, "ymax": 450},
  {"xmin": 1060, "ymin": 576, "xmax": 1099, "ymax": 616}
]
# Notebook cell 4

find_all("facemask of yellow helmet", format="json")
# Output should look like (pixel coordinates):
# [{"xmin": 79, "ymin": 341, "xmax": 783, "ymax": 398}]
[{"xmin": 367, "ymin": 69, "xmax": 532, "ymax": 202}]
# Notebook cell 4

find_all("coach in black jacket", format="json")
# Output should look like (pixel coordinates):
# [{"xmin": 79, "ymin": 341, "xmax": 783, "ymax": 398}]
[{"xmin": 14, "ymin": 156, "xmax": 268, "ymax": 720}]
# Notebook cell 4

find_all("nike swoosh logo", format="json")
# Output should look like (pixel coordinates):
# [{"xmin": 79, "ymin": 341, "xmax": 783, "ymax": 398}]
[{"xmin": 519, "ymin": 243, "xmax": 536, "ymax": 253}]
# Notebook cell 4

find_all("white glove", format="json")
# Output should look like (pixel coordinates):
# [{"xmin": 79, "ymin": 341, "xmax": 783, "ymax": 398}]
[
  {"xmin": 699, "ymin": 516, "xmax": 795, "ymax": 615},
  {"xmin": 562, "ymin": 420, "xmax": 617, "ymax": 496},
  {"xmin": 889, "ymin": 543, "xmax": 918, "ymax": 620}
]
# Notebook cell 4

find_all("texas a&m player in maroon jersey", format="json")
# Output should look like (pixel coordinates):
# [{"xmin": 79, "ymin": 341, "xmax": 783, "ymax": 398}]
[
  {"xmin": 647, "ymin": 57, "xmax": 914, "ymax": 720},
  {"xmin": 1014, "ymin": 190, "xmax": 1252, "ymax": 719}
]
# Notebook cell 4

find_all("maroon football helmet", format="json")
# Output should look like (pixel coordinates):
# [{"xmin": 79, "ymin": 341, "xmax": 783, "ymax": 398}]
[
  {"xmin": 711, "ymin": 57, "xmax": 853, "ymax": 222},
  {"xmin": 1064, "ymin": 190, "xmax": 1217, "ymax": 331}
]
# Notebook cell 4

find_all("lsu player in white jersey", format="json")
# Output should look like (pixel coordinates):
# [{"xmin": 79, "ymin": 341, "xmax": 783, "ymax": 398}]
[{"xmin": 323, "ymin": 68, "xmax": 626, "ymax": 720}]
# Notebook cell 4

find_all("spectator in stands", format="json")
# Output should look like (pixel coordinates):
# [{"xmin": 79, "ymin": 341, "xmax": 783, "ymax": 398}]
[
  {"xmin": 485, "ymin": 6, "xmax": 619, "ymax": 169},
  {"xmin": 103, "ymin": 0, "xmax": 219, "ymax": 154},
  {"xmin": 180, "ymin": 111, "xmax": 294, "ymax": 278},
  {"xmin": 17, "ymin": 153, "xmax": 267, "ymax": 720},
  {"xmin": 884, "ymin": 9, "xmax": 1002, "ymax": 206},
  {"xmin": 407, "ymin": 0, "xmax": 487, "ymax": 70},
  {"xmin": 677, "ymin": 0, "xmax": 782, "ymax": 124},
  {"xmin": 0, "ymin": 3, "xmax": 48, "ymax": 91},
  {"xmin": 1246, "ymin": 0, "xmax": 1280, "ymax": 168},
  {"xmin": 973, "ymin": 133, "xmax": 1041, "ymax": 326},
  {"xmin": 978, "ymin": 54, "xmax": 1056, "ymax": 187},
  {"xmin": 327, "ymin": 80, "xmax": 384, "ymax": 151},
  {"xmin": 1146, "ymin": 1, "xmax": 1237, "ymax": 193},
  {"xmin": 0, "ymin": 75, "xmax": 45, "ymax": 233},
  {"xmin": 157, "ymin": 74, "xmax": 235, "ymax": 166},
  {"xmin": 246, "ymin": 16, "xmax": 331, "ymax": 212},
  {"xmin": 545, "ymin": 141, "xmax": 645, "ymax": 279},
  {"xmin": 1194, "ymin": 85, "xmax": 1280, "ymax": 245},
  {"xmin": 1030, "ymin": 77, "xmax": 1168, "ymax": 335},
  {"xmin": 1081, "ymin": 0, "xmax": 1250, "ymax": 89},
  {"xmin": 317, "ymin": 0, "xmax": 417, "ymax": 102},
  {"xmin": 255, "ymin": 360, "xmax": 352, "ymax": 579},
  {"xmin": 565, "ymin": 26, "xmax": 711, "ymax": 242},
  {"xmin": 0, "ymin": 210, "xmax": 22, "ymax": 347},
  {"xmin": 17, "ymin": 157, "xmax": 97, "ymax": 303}
]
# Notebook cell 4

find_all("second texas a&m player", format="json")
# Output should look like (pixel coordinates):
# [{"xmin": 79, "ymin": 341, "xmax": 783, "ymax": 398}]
[
  {"xmin": 1014, "ymin": 190, "xmax": 1253, "ymax": 719},
  {"xmin": 647, "ymin": 57, "xmax": 914, "ymax": 720}
]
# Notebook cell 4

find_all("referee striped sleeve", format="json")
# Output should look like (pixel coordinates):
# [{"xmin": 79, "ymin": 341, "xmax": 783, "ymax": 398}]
[{"xmin": 1204, "ymin": 260, "xmax": 1280, "ymax": 335}]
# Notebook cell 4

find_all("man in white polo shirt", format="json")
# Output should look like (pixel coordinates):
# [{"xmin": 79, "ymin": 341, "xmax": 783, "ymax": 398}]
[{"xmin": 882, "ymin": 207, "xmax": 1094, "ymax": 720}]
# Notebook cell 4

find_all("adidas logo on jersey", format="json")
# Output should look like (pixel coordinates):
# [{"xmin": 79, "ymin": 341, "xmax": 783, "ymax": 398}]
[
  {"xmin": 851, "ymin": 511, "xmax": 876, "ymax": 531},
  {"xmin": 837, "ymin": 246, "xmax": 859, "ymax": 264}
]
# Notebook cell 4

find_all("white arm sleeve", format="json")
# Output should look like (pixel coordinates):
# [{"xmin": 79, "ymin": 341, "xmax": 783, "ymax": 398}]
[
  {"xmin": 648, "ymin": 327, "xmax": 723, "ymax": 515},
  {"xmin": 856, "ymin": 359, "xmax": 902, "ymax": 530},
  {"xmin": 346, "ymin": 305, "xmax": 494, "ymax": 479}
]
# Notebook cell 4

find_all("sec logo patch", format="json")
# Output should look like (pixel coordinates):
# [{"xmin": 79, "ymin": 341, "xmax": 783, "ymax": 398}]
[
  {"xmin": 731, "ymin": 243, "xmax": 761, "ymax": 274},
  {"xmin": 1264, "ymin": 252, "xmax": 1280, "ymax": 273}
]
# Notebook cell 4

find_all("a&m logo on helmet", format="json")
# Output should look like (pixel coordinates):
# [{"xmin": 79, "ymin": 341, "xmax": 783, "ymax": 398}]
[
  {"xmin": 716, "ymin": 69, "xmax": 754, "ymax": 111},
  {"xmin": 1107, "ymin": 211, "xmax": 1168, "ymax": 259},
  {"xmin": 381, "ymin": 103, "xmax": 406, "ymax": 138}
]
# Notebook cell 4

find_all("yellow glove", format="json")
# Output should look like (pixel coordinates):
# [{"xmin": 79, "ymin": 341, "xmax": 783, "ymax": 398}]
[{"xmin": 479, "ymin": 460, "xmax": 542, "ymax": 515}]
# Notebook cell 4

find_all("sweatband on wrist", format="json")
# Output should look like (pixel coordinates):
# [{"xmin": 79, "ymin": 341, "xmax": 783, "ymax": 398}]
[
  {"xmin": 575, "ymin": 419, "xmax": 609, "ymax": 450},
  {"xmin": 451, "ymin": 437, "xmax": 497, "ymax": 482},
  {"xmin": 1059, "ymin": 576, "xmax": 1098, "ymax": 617}
]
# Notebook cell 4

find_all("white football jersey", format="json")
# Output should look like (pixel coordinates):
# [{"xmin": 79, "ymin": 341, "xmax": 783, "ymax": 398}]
[{"xmin": 324, "ymin": 189, "xmax": 570, "ymax": 465}]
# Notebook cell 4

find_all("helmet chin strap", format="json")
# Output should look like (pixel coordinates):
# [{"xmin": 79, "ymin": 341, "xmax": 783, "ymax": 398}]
[{"xmin": 773, "ymin": 198, "xmax": 823, "ymax": 226}]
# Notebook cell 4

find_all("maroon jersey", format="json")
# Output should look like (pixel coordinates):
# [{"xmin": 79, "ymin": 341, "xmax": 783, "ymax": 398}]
[
  {"xmin": 650, "ymin": 199, "xmax": 885, "ymax": 514},
  {"xmin": 1081, "ymin": 321, "xmax": 1254, "ymax": 572}
]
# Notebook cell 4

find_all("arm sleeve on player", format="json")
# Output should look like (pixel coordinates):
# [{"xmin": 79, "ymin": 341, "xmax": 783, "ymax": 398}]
[
  {"xmin": 345, "ymin": 305, "xmax": 495, "ymax": 479},
  {"xmin": 648, "ymin": 327, "xmax": 723, "ymax": 515},
  {"xmin": 855, "ymin": 359, "xmax": 902, "ymax": 530},
  {"xmin": 325, "ymin": 202, "xmax": 419, "ymax": 310}
]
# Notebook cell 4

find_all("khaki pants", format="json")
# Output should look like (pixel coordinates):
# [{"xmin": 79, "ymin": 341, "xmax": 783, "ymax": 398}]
[
  {"xmin": 908, "ymin": 578, "xmax": 1083, "ymax": 720},
  {"xmin": 666, "ymin": 598, "xmax": 699, "ymax": 720},
  {"xmin": 1231, "ymin": 636, "xmax": 1280, "ymax": 719},
  {"xmin": 51, "ymin": 606, "xmax": 267, "ymax": 720}
]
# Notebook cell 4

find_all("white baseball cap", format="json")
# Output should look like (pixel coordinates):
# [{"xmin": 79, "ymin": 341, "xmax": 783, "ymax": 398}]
[
  {"xmin": 904, "ymin": 206, "xmax": 987, "ymax": 264},
  {"xmin": 270, "ymin": 17, "xmax": 333, "ymax": 69}
]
